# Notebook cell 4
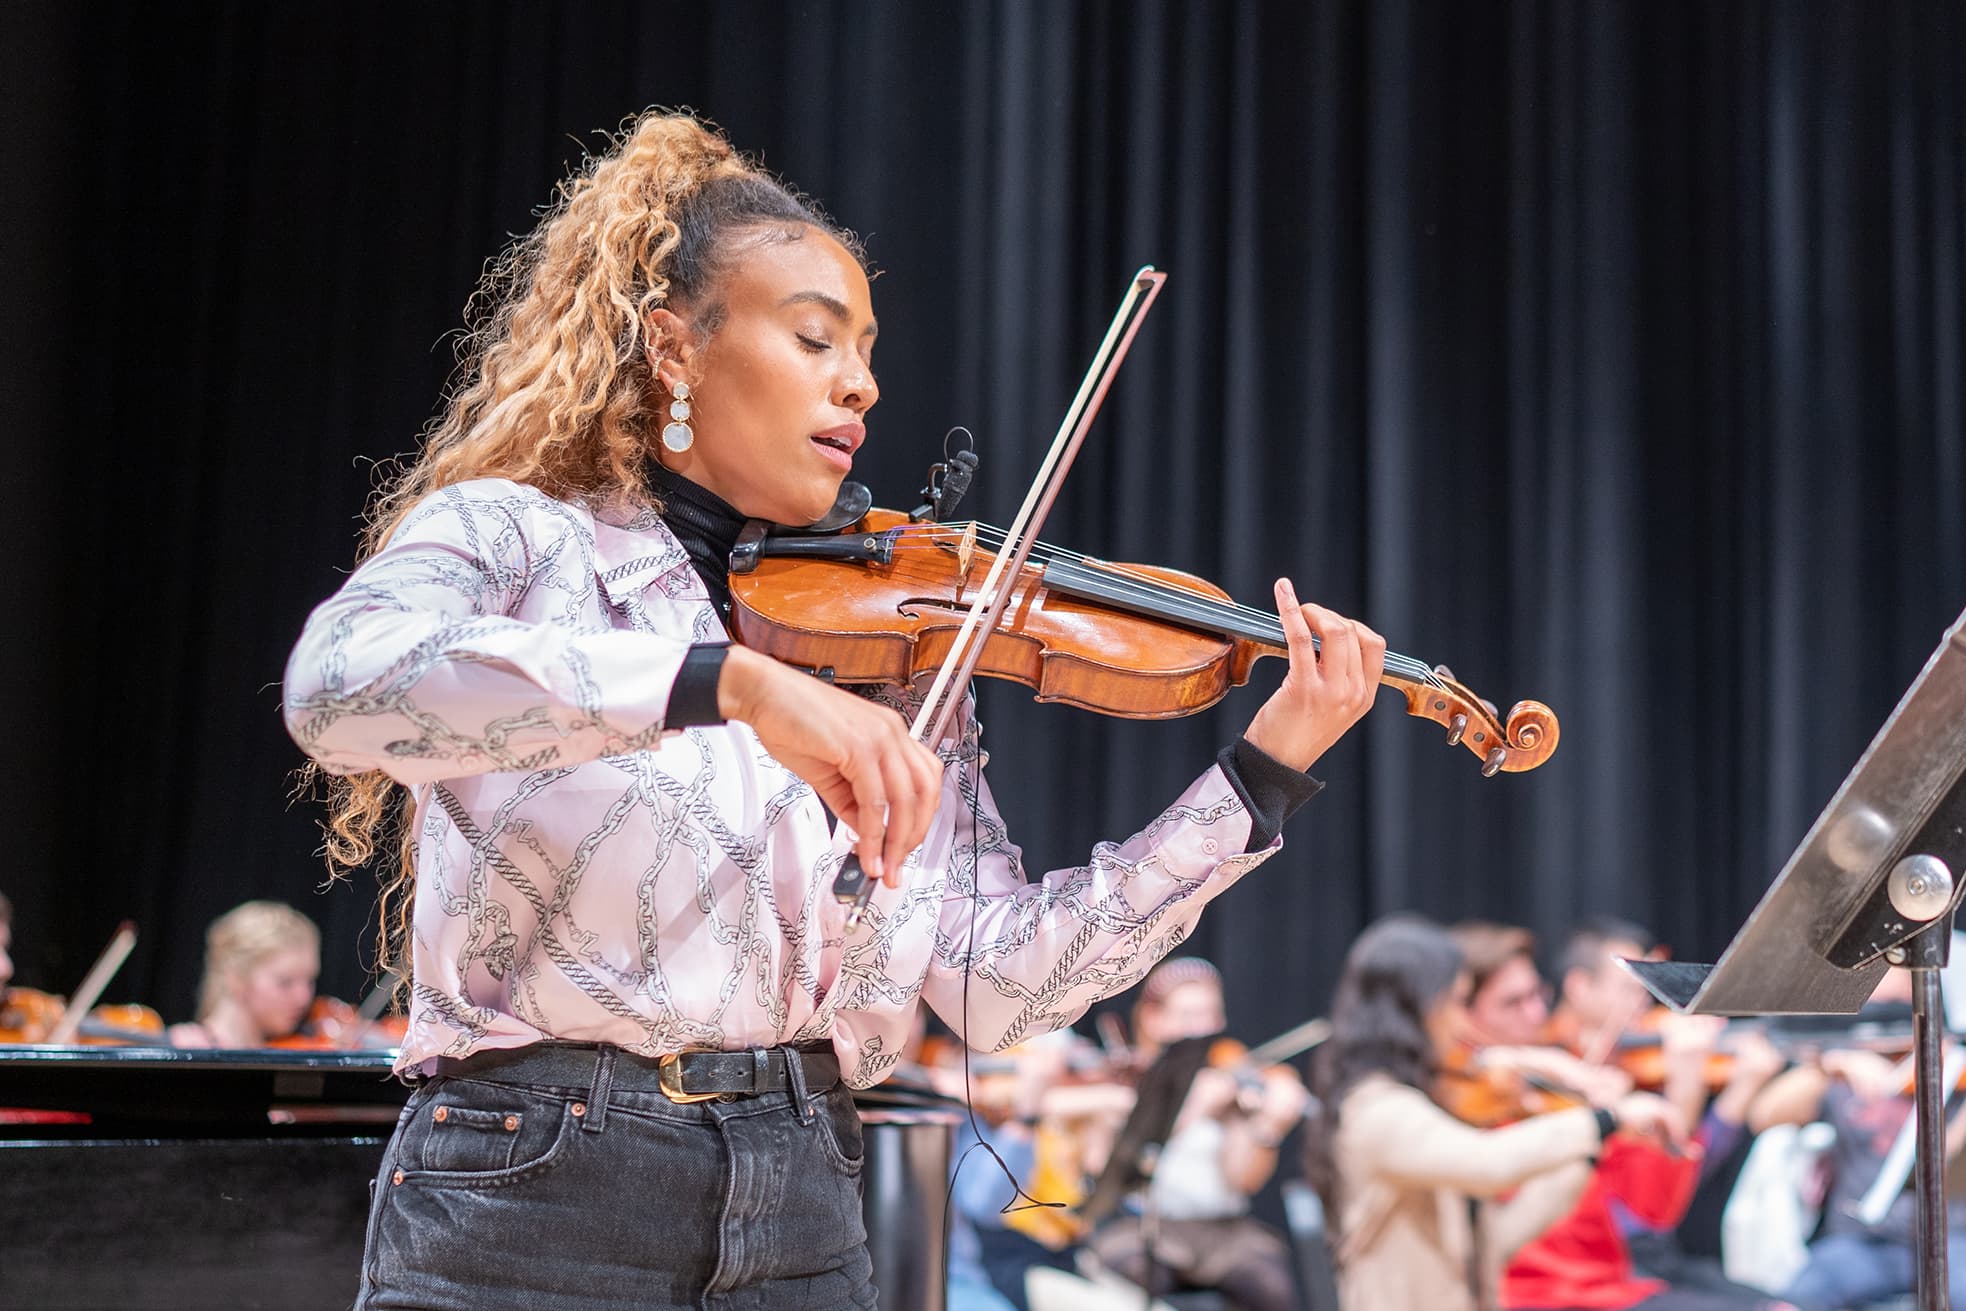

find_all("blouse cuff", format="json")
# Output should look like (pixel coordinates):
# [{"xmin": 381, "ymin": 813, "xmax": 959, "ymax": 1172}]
[
  {"xmin": 667, "ymin": 642, "xmax": 730, "ymax": 727},
  {"xmin": 1219, "ymin": 736, "xmax": 1323, "ymax": 852}
]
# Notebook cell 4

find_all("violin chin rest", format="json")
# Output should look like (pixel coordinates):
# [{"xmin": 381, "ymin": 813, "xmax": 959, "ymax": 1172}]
[{"xmin": 788, "ymin": 481, "xmax": 874, "ymax": 534}]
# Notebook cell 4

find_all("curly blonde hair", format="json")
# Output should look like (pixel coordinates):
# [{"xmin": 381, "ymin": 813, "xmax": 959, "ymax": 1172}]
[{"xmin": 304, "ymin": 109, "xmax": 860, "ymax": 987}]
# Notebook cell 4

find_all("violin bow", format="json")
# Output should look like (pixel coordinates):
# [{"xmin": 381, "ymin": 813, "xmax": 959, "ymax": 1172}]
[
  {"xmin": 341, "ymin": 976, "xmax": 401, "ymax": 1050},
  {"xmin": 833, "ymin": 267, "xmax": 1171, "ymax": 925},
  {"xmin": 1240, "ymin": 1016, "xmax": 1335, "ymax": 1069},
  {"xmin": 46, "ymin": 920, "xmax": 139, "ymax": 1044}
]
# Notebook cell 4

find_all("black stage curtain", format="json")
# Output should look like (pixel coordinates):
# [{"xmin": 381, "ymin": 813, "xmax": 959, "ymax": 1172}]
[{"xmin": 3, "ymin": 1, "xmax": 1962, "ymax": 1050}]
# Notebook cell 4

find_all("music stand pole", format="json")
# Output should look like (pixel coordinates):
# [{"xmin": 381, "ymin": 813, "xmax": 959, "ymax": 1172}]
[{"xmin": 1899, "ymin": 910, "xmax": 1955, "ymax": 1309}]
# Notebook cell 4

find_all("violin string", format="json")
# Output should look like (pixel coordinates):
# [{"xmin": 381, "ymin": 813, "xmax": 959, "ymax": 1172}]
[
  {"xmin": 881, "ymin": 524, "xmax": 1265, "ymax": 623},
  {"xmin": 896, "ymin": 526, "xmax": 1449, "ymax": 689},
  {"xmin": 879, "ymin": 523, "xmax": 1450, "ymax": 691},
  {"xmin": 890, "ymin": 522, "xmax": 1347, "ymax": 639}
]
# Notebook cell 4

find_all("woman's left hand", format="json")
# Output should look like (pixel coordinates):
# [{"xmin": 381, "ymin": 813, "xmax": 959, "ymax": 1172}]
[{"xmin": 1242, "ymin": 579, "xmax": 1386, "ymax": 772}]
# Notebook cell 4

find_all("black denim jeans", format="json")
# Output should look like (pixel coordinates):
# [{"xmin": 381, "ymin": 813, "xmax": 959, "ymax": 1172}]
[{"xmin": 355, "ymin": 1044, "xmax": 877, "ymax": 1310}]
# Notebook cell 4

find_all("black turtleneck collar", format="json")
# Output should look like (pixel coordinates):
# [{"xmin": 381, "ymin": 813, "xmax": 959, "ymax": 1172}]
[{"xmin": 646, "ymin": 460, "xmax": 747, "ymax": 621}]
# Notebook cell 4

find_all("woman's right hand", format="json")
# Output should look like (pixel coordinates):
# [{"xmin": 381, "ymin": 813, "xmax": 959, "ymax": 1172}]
[
  {"xmin": 1610, "ymin": 1091, "xmax": 1689, "ymax": 1150},
  {"xmin": 718, "ymin": 645, "xmax": 944, "ymax": 888}
]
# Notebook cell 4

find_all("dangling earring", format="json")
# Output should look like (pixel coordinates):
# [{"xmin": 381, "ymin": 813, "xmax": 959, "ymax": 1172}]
[{"xmin": 661, "ymin": 381, "xmax": 694, "ymax": 453}]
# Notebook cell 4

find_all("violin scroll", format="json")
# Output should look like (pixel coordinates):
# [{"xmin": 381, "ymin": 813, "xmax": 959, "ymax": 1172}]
[{"xmin": 1393, "ymin": 667, "xmax": 1560, "ymax": 775}]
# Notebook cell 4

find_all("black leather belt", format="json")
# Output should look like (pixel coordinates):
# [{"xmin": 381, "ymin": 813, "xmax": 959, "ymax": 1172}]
[{"xmin": 433, "ymin": 1041, "xmax": 840, "ymax": 1104}]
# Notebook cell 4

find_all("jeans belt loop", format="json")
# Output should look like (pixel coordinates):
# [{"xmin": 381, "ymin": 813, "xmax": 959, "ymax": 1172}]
[
  {"xmin": 783, "ymin": 1045, "xmax": 815, "ymax": 1124},
  {"xmin": 752, "ymin": 1048, "xmax": 770, "ymax": 1095},
  {"xmin": 583, "ymin": 1045, "xmax": 616, "ymax": 1134}
]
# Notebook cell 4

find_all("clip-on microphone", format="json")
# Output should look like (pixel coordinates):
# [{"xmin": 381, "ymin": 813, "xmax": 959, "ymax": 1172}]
[
  {"xmin": 910, "ymin": 427, "xmax": 979, "ymax": 523},
  {"xmin": 838, "ymin": 429, "xmax": 980, "ymax": 922}
]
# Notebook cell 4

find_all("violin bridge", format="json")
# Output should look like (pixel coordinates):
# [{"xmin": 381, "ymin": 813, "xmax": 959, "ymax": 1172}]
[{"xmin": 956, "ymin": 522, "xmax": 977, "ymax": 586}]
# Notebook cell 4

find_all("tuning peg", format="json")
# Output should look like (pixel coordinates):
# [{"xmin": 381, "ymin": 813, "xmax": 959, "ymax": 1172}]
[
  {"xmin": 1481, "ymin": 747, "xmax": 1506, "ymax": 777},
  {"xmin": 1446, "ymin": 713, "xmax": 1467, "ymax": 746}
]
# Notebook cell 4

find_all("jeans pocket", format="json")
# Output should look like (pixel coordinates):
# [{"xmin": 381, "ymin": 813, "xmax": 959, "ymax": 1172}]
[
  {"xmin": 398, "ymin": 1083, "xmax": 574, "ymax": 1188},
  {"xmin": 812, "ymin": 1089, "xmax": 865, "ymax": 1176},
  {"xmin": 418, "ymin": 1103, "xmax": 523, "ymax": 1173}
]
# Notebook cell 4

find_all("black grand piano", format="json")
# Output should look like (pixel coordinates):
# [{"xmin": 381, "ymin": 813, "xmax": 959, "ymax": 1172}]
[{"xmin": 0, "ymin": 1046, "xmax": 959, "ymax": 1310}]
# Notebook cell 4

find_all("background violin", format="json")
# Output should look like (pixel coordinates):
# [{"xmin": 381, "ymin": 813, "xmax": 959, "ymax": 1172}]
[
  {"xmin": 0, "ymin": 986, "xmax": 65, "ymax": 1043},
  {"xmin": 1436, "ymin": 1043, "xmax": 1600, "ymax": 1128},
  {"xmin": 0, "ymin": 987, "xmax": 166, "ymax": 1045},
  {"xmin": 265, "ymin": 985, "xmax": 409, "ymax": 1051},
  {"xmin": 0, "ymin": 921, "xmax": 167, "ymax": 1046},
  {"xmin": 267, "ymin": 996, "xmax": 363, "ymax": 1050}
]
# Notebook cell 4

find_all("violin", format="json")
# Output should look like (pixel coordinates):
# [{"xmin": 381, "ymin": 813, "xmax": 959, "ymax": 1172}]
[
  {"xmin": 0, "ymin": 987, "xmax": 166, "ymax": 1045},
  {"xmin": 1190, "ymin": 1016, "xmax": 1331, "ymax": 1117},
  {"xmin": 1604, "ymin": 1011, "xmax": 1919, "ymax": 1095},
  {"xmin": 265, "ymin": 996, "xmax": 364, "ymax": 1050},
  {"xmin": 0, "ymin": 921, "xmax": 166, "ymax": 1045},
  {"xmin": 728, "ymin": 508, "xmax": 1559, "ymax": 775},
  {"xmin": 1435, "ymin": 1047, "xmax": 1592, "ymax": 1128},
  {"xmin": 1600, "ymin": 1016, "xmax": 1744, "ymax": 1094},
  {"xmin": 0, "ymin": 986, "xmax": 65, "ymax": 1043},
  {"xmin": 736, "ymin": 268, "xmax": 1556, "ymax": 923},
  {"xmin": 265, "ymin": 988, "xmax": 409, "ymax": 1050}
]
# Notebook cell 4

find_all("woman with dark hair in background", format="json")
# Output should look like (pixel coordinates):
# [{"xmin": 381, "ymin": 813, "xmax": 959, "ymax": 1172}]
[
  {"xmin": 284, "ymin": 108, "xmax": 1386, "ymax": 1309},
  {"xmin": 1305, "ymin": 915, "xmax": 1682, "ymax": 1311}
]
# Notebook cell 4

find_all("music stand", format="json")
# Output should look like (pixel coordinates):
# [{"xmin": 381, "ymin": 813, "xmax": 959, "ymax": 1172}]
[{"xmin": 1625, "ymin": 605, "xmax": 1966, "ymax": 1311}]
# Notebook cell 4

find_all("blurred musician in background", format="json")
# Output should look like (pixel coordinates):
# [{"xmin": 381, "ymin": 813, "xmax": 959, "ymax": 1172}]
[
  {"xmin": 0, "ymin": 895, "xmax": 166, "ymax": 1047},
  {"xmin": 1500, "ymin": 920, "xmax": 1790, "ymax": 1311},
  {"xmin": 1545, "ymin": 918, "xmax": 1661, "ymax": 1060},
  {"xmin": 1128, "ymin": 957, "xmax": 1231, "ymax": 1064},
  {"xmin": 1306, "ymin": 915, "xmax": 1683, "ymax": 1311},
  {"xmin": 1451, "ymin": 921, "xmax": 1636, "ymax": 1112},
  {"xmin": 168, "ymin": 901, "xmax": 321, "ymax": 1049},
  {"xmin": 1457, "ymin": 921, "xmax": 1554, "ymax": 1047},
  {"xmin": 938, "ymin": 1030, "xmax": 1091, "ymax": 1311},
  {"xmin": 1748, "ymin": 968, "xmax": 1966, "ymax": 1309},
  {"xmin": 1084, "ymin": 956, "xmax": 1310, "ymax": 1311},
  {"xmin": 0, "ymin": 889, "xmax": 13, "ymax": 996},
  {"xmin": 0, "ymin": 889, "xmax": 36, "ymax": 1044}
]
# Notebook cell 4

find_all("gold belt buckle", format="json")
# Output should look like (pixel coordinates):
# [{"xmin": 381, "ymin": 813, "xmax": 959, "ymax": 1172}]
[{"xmin": 657, "ymin": 1052, "xmax": 720, "ymax": 1104}]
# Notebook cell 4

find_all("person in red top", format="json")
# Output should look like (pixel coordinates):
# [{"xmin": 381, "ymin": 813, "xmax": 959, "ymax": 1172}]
[{"xmin": 1500, "ymin": 919, "xmax": 1792, "ymax": 1311}]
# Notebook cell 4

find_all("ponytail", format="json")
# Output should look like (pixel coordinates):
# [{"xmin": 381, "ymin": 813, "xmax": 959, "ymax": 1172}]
[{"xmin": 303, "ymin": 109, "xmax": 860, "ymax": 990}]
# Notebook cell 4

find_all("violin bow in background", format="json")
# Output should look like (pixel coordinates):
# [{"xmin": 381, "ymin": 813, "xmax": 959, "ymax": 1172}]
[{"xmin": 46, "ymin": 921, "xmax": 139, "ymax": 1044}]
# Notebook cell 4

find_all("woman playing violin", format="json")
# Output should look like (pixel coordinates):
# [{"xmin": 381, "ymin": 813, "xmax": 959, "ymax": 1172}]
[
  {"xmin": 168, "ymin": 901, "xmax": 322, "ymax": 1049},
  {"xmin": 283, "ymin": 109, "xmax": 1384, "ymax": 1311},
  {"xmin": 1304, "ymin": 915, "xmax": 1684, "ymax": 1311}
]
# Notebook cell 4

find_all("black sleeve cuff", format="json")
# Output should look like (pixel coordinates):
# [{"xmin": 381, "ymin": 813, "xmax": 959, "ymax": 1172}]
[
  {"xmin": 1218, "ymin": 736, "xmax": 1324, "ymax": 852},
  {"xmin": 667, "ymin": 642, "xmax": 730, "ymax": 728},
  {"xmin": 1593, "ymin": 1107, "xmax": 1619, "ymax": 1142}
]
